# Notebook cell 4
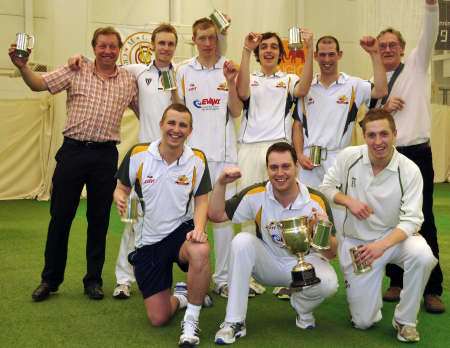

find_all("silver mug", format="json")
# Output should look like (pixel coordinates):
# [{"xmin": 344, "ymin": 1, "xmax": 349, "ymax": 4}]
[
  {"xmin": 15, "ymin": 32, "xmax": 35, "ymax": 58},
  {"xmin": 121, "ymin": 196, "xmax": 144, "ymax": 224},
  {"xmin": 350, "ymin": 245, "xmax": 372, "ymax": 274},
  {"xmin": 288, "ymin": 27, "xmax": 303, "ymax": 51},
  {"xmin": 210, "ymin": 9, "xmax": 230, "ymax": 34},
  {"xmin": 161, "ymin": 70, "xmax": 177, "ymax": 91},
  {"xmin": 311, "ymin": 220, "xmax": 332, "ymax": 250},
  {"xmin": 309, "ymin": 145, "xmax": 327, "ymax": 167}
]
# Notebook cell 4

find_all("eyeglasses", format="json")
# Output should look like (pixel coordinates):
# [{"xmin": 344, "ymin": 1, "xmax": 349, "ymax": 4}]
[{"xmin": 379, "ymin": 42, "xmax": 400, "ymax": 50}]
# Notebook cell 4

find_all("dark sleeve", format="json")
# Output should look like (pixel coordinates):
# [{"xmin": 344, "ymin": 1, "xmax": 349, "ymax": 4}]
[
  {"xmin": 115, "ymin": 147, "xmax": 133, "ymax": 187},
  {"xmin": 225, "ymin": 181, "xmax": 266, "ymax": 220},
  {"xmin": 194, "ymin": 157, "xmax": 212, "ymax": 196}
]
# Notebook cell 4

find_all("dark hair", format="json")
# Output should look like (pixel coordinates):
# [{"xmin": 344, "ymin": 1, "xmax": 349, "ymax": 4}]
[
  {"xmin": 377, "ymin": 27, "xmax": 406, "ymax": 49},
  {"xmin": 161, "ymin": 103, "xmax": 193, "ymax": 127},
  {"xmin": 91, "ymin": 26, "xmax": 123, "ymax": 49},
  {"xmin": 359, "ymin": 108, "xmax": 396, "ymax": 134},
  {"xmin": 192, "ymin": 17, "xmax": 217, "ymax": 38},
  {"xmin": 254, "ymin": 32, "xmax": 286, "ymax": 64},
  {"xmin": 266, "ymin": 142, "xmax": 297, "ymax": 167},
  {"xmin": 152, "ymin": 23, "xmax": 178, "ymax": 45},
  {"xmin": 315, "ymin": 35, "xmax": 340, "ymax": 52}
]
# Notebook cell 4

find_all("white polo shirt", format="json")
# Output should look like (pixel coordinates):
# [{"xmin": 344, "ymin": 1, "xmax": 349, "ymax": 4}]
[
  {"xmin": 125, "ymin": 61, "xmax": 175, "ymax": 142},
  {"xmin": 320, "ymin": 145, "xmax": 424, "ymax": 241},
  {"xmin": 176, "ymin": 56, "xmax": 237, "ymax": 163},
  {"xmin": 225, "ymin": 181, "xmax": 332, "ymax": 259},
  {"xmin": 116, "ymin": 140, "xmax": 211, "ymax": 247},
  {"xmin": 297, "ymin": 73, "xmax": 371, "ymax": 151},
  {"xmin": 239, "ymin": 71, "xmax": 299, "ymax": 144}
]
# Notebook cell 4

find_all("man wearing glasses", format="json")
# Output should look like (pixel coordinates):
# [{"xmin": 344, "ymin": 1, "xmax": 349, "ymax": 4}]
[{"xmin": 373, "ymin": 0, "xmax": 444, "ymax": 314}]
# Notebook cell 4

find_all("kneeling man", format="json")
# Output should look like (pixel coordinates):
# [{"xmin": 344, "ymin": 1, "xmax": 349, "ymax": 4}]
[
  {"xmin": 208, "ymin": 142, "xmax": 338, "ymax": 344},
  {"xmin": 320, "ymin": 109, "xmax": 437, "ymax": 343},
  {"xmin": 114, "ymin": 103, "xmax": 211, "ymax": 347}
]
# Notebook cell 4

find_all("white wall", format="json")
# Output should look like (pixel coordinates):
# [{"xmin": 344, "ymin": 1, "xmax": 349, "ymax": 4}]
[{"xmin": 0, "ymin": 0, "xmax": 448, "ymax": 100}]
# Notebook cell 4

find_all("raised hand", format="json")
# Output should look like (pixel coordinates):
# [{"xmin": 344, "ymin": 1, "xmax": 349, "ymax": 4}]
[
  {"xmin": 218, "ymin": 166, "xmax": 242, "ymax": 185},
  {"xmin": 223, "ymin": 60, "xmax": 239, "ymax": 83},
  {"xmin": 8, "ymin": 44, "xmax": 30, "ymax": 69},
  {"xmin": 244, "ymin": 32, "xmax": 262, "ymax": 51},
  {"xmin": 360, "ymin": 36, "xmax": 379, "ymax": 55},
  {"xmin": 301, "ymin": 29, "xmax": 314, "ymax": 49},
  {"xmin": 383, "ymin": 97, "xmax": 405, "ymax": 113}
]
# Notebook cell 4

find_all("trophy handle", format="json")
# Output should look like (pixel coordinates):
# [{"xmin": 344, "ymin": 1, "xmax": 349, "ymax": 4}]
[
  {"xmin": 27, "ymin": 34, "xmax": 35, "ymax": 49},
  {"xmin": 322, "ymin": 147, "xmax": 327, "ymax": 161}
]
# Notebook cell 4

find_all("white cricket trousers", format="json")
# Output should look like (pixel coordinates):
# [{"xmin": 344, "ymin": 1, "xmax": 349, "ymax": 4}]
[
  {"xmin": 225, "ymin": 232, "xmax": 338, "ymax": 323},
  {"xmin": 339, "ymin": 235, "xmax": 437, "ymax": 328},
  {"xmin": 115, "ymin": 223, "xmax": 135, "ymax": 286}
]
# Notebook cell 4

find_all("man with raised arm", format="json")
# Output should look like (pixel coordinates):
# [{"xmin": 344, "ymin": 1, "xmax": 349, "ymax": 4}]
[
  {"xmin": 373, "ymin": 0, "xmax": 444, "ymax": 313},
  {"xmin": 9, "ymin": 27, "xmax": 139, "ymax": 301},
  {"xmin": 209, "ymin": 142, "xmax": 338, "ymax": 344}
]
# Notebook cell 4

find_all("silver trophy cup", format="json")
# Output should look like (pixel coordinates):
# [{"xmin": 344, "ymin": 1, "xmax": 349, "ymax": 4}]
[
  {"xmin": 288, "ymin": 27, "xmax": 303, "ymax": 51},
  {"xmin": 309, "ymin": 145, "xmax": 327, "ymax": 167},
  {"xmin": 161, "ymin": 70, "xmax": 177, "ymax": 91},
  {"xmin": 121, "ymin": 196, "xmax": 144, "ymax": 224},
  {"xmin": 15, "ymin": 32, "xmax": 35, "ymax": 58},
  {"xmin": 210, "ymin": 9, "xmax": 230, "ymax": 34}
]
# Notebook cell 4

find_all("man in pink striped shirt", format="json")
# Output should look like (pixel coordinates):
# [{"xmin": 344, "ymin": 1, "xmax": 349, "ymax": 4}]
[{"xmin": 9, "ymin": 26, "xmax": 138, "ymax": 302}]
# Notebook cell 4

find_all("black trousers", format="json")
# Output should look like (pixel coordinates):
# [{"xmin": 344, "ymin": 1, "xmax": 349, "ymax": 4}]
[
  {"xmin": 386, "ymin": 143, "xmax": 443, "ymax": 296},
  {"xmin": 41, "ymin": 138, "xmax": 118, "ymax": 288}
]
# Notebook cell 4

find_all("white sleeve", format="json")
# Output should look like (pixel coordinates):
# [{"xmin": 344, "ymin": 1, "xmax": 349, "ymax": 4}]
[
  {"xmin": 396, "ymin": 165, "xmax": 424, "ymax": 236},
  {"xmin": 355, "ymin": 78, "xmax": 372, "ymax": 108},
  {"xmin": 413, "ymin": 2, "xmax": 439, "ymax": 73}
]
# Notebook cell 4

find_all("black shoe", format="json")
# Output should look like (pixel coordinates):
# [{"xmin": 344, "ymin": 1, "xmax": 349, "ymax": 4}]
[
  {"xmin": 32, "ymin": 282, "xmax": 57, "ymax": 302},
  {"xmin": 84, "ymin": 284, "xmax": 104, "ymax": 300}
]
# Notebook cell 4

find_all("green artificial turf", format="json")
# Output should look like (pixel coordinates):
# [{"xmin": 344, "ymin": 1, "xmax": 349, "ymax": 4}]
[{"xmin": 0, "ymin": 184, "xmax": 449, "ymax": 347}]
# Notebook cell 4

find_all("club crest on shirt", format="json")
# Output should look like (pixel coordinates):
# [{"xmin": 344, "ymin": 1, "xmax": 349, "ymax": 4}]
[
  {"xmin": 188, "ymin": 83, "xmax": 197, "ymax": 92},
  {"xmin": 145, "ymin": 78, "xmax": 152, "ymax": 86},
  {"xmin": 175, "ymin": 175, "xmax": 190, "ymax": 185},
  {"xmin": 217, "ymin": 81, "xmax": 229, "ymax": 91},
  {"xmin": 336, "ymin": 95, "xmax": 349, "ymax": 104},
  {"xmin": 251, "ymin": 80, "xmax": 259, "ymax": 87},
  {"xmin": 143, "ymin": 175, "xmax": 156, "ymax": 185},
  {"xmin": 275, "ymin": 81, "xmax": 287, "ymax": 89},
  {"xmin": 306, "ymin": 97, "xmax": 315, "ymax": 105}
]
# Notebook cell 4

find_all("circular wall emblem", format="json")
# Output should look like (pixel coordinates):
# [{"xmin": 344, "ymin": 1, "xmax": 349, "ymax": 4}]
[{"xmin": 120, "ymin": 31, "xmax": 153, "ymax": 65}]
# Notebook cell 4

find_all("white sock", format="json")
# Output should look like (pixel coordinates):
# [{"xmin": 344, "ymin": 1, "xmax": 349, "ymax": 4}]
[
  {"xmin": 174, "ymin": 293, "xmax": 188, "ymax": 309},
  {"xmin": 184, "ymin": 303, "xmax": 201, "ymax": 322}
]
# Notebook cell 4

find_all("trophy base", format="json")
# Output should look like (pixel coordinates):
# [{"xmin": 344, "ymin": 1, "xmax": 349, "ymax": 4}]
[{"xmin": 290, "ymin": 268, "xmax": 321, "ymax": 290}]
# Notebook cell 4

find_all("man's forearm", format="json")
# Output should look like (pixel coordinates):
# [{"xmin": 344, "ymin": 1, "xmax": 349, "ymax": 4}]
[
  {"xmin": 227, "ymin": 80, "xmax": 243, "ymax": 118},
  {"xmin": 237, "ymin": 48, "xmax": 251, "ymax": 99},
  {"xmin": 193, "ymin": 194, "xmax": 209, "ymax": 233},
  {"xmin": 294, "ymin": 47, "xmax": 313, "ymax": 97},
  {"xmin": 370, "ymin": 52, "xmax": 387, "ymax": 98},
  {"xmin": 19, "ymin": 65, "xmax": 48, "ymax": 91},
  {"xmin": 378, "ymin": 227, "xmax": 408, "ymax": 251},
  {"xmin": 207, "ymin": 183, "xmax": 228, "ymax": 222}
]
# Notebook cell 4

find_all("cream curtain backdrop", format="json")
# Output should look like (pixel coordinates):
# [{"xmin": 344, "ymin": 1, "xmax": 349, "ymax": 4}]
[{"xmin": 0, "ymin": 0, "xmax": 448, "ymax": 200}]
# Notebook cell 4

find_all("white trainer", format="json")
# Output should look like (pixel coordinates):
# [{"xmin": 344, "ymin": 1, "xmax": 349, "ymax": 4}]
[
  {"xmin": 112, "ymin": 284, "xmax": 131, "ymax": 299},
  {"xmin": 295, "ymin": 313, "xmax": 316, "ymax": 329},
  {"xmin": 392, "ymin": 318, "xmax": 420, "ymax": 342},
  {"xmin": 179, "ymin": 316, "xmax": 200, "ymax": 347},
  {"xmin": 214, "ymin": 321, "xmax": 246, "ymax": 345}
]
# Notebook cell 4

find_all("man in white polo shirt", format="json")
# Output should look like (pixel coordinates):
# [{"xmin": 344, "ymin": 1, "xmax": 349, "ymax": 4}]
[
  {"xmin": 372, "ymin": 0, "xmax": 444, "ymax": 313},
  {"xmin": 293, "ymin": 35, "xmax": 387, "ymax": 189},
  {"xmin": 176, "ymin": 17, "xmax": 243, "ymax": 299},
  {"xmin": 235, "ymin": 30, "xmax": 314, "ymax": 189},
  {"xmin": 113, "ymin": 103, "xmax": 211, "ymax": 347},
  {"xmin": 208, "ymin": 142, "xmax": 338, "ymax": 344},
  {"xmin": 320, "ymin": 109, "xmax": 436, "ymax": 343}
]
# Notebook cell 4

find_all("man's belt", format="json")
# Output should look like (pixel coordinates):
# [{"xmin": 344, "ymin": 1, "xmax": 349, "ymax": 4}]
[{"xmin": 64, "ymin": 137, "xmax": 117, "ymax": 149}]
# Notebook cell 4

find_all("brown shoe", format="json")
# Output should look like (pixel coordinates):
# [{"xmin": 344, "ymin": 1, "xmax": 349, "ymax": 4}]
[
  {"xmin": 424, "ymin": 295, "xmax": 445, "ymax": 314},
  {"xmin": 382, "ymin": 286, "xmax": 401, "ymax": 302}
]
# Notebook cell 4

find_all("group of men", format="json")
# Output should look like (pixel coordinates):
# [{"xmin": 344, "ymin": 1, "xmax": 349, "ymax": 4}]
[{"xmin": 8, "ymin": 0, "xmax": 444, "ymax": 346}]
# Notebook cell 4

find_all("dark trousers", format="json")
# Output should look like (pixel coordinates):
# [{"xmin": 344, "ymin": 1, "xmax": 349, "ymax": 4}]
[
  {"xmin": 41, "ymin": 138, "xmax": 118, "ymax": 288},
  {"xmin": 386, "ymin": 143, "xmax": 443, "ymax": 296}
]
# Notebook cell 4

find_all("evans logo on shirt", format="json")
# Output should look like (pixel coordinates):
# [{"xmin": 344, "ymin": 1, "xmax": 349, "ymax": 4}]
[{"xmin": 193, "ymin": 97, "xmax": 221, "ymax": 110}]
